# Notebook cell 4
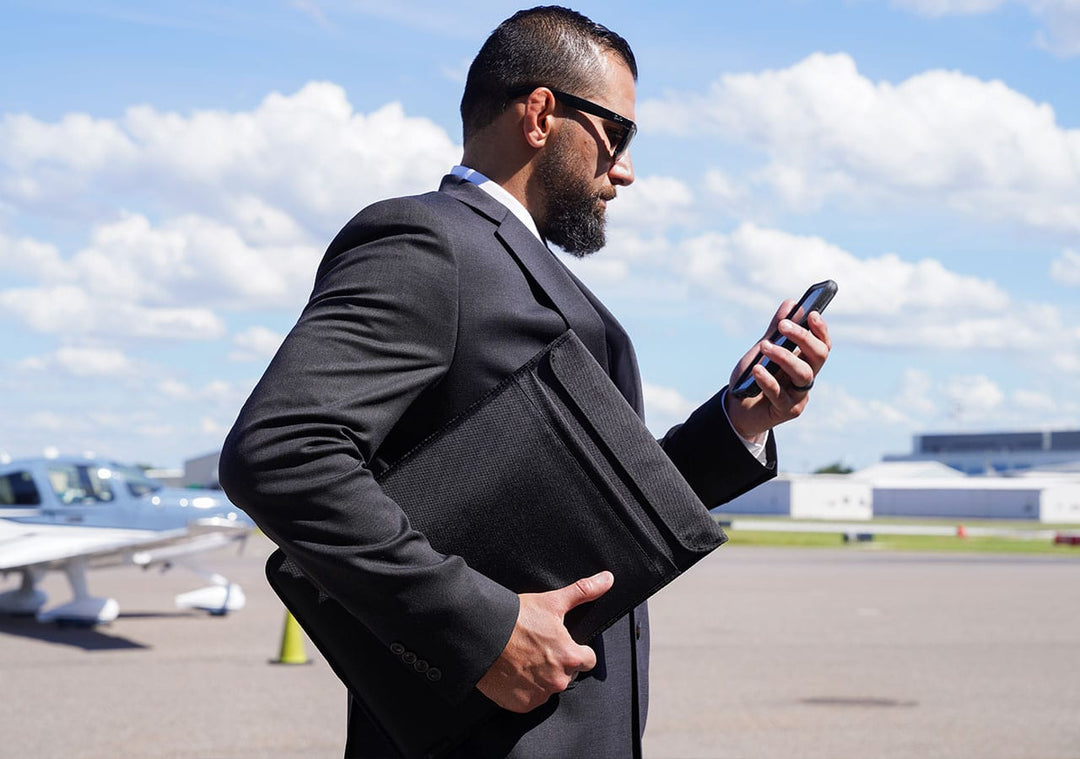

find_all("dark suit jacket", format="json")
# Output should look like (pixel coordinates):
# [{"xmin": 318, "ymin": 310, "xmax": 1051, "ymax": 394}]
[{"xmin": 219, "ymin": 175, "xmax": 776, "ymax": 758}]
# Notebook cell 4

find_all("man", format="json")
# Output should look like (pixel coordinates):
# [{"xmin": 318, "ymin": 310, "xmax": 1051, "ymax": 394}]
[{"xmin": 219, "ymin": 6, "xmax": 830, "ymax": 758}]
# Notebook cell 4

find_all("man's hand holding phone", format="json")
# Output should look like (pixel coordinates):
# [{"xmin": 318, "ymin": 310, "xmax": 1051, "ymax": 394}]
[{"xmin": 725, "ymin": 280, "xmax": 835, "ymax": 441}]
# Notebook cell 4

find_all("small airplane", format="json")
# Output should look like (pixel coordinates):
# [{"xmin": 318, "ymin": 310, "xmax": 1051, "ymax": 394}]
[{"xmin": 0, "ymin": 454, "xmax": 254, "ymax": 625}]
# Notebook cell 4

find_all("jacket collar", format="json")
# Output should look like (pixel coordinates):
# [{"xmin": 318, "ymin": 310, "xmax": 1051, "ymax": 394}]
[{"xmin": 438, "ymin": 175, "xmax": 610, "ymax": 374}]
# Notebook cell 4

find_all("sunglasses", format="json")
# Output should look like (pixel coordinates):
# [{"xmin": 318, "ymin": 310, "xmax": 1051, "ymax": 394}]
[{"xmin": 506, "ymin": 85, "xmax": 637, "ymax": 161}]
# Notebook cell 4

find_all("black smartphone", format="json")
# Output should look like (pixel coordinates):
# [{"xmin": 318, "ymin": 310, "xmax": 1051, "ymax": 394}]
[{"xmin": 730, "ymin": 279, "xmax": 837, "ymax": 399}]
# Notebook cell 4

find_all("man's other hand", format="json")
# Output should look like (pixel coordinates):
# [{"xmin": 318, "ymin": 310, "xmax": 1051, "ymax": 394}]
[
  {"xmin": 476, "ymin": 571, "xmax": 614, "ymax": 713},
  {"xmin": 725, "ymin": 302, "xmax": 832, "ymax": 441}
]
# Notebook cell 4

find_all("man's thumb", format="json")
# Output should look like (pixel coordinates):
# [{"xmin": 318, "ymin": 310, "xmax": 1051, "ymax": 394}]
[{"xmin": 559, "ymin": 570, "xmax": 614, "ymax": 612}]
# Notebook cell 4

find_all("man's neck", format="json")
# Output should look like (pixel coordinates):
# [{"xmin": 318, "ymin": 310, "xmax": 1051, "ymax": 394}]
[{"xmin": 451, "ymin": 164, "xmax": 543, "ymax": 243}]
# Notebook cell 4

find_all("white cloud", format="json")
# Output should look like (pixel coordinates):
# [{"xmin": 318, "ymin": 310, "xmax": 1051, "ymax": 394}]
[
  {"xmin": 643, "ymin": 381, "xmax": 698, "ymax": 418},
  {"xmin": 230, "ymin": 326, "xmax": 286, "ymax": 361},
  {"xmin": 158, "ymin": 379, "xmax": 192, "ymax": 400},
  {"xmin": 943, "ymin": 374, "xmax": 1006, "ymax": 420},
  {"xmin": 1050, "ymin": 248, "xmax": 1080, "ymax": 285},
  {"xmin": 891, "ymin": 0, "xmax": 1006, "ymax": 15},
  {"xmin": 0, "ymin": 82, "xmax": 460, "ymax": 230},
  {"xmin": 641, "ymin": 53, "xmax": 1080, "ymax": 232},
  {"xmin": 799, "ymin": 383, "xmax": 915, "ymax": 433},
  {"xmin": 28, "ymin": 412, "xmax": 67, "ymax": 432},
  {"xmin": 894, "ymin": 368, "xmax": 939, "ymax": 418},
  {"xmin": 226, "ymin": 195, "xmax": 310, "ymax": 246},
  {"xmin": 600, "ymin": 220, "xmax": 1066, "ymax": 354},
  {"xmin": 0, "ymin": 284, "xmax": 225, "ymax": 340},
  {"xmin": 154, "ymin": 378, "xmax": 244, "ymax": 404},
  {"xmin": 1053, "ymin": 350, "xmax": 1080, "ymax": 374},
  {"xmin": 320, "ymin": 1, "xmax": 499, "ymax": 39},
  {"xmin": 0, "ymin": 207, "xmax": 315, "ymax": 345},
  {"xmin": 0, "ymin": 82, "xmax": 463, "ymax": 344},
  {"xmin": 0, "ymin": 232, "xmax": 69, "ymax": 282},
  {"xmin": 862, "ymin": 370, "xmax": 1073, "ymax": 449},
  {"xmin": 291, "ymin": 0, "xmax": 334, "ymax": 30},
  {"xmin": 641, "ymin": 380, "xmax": 702, "ymax": 436},
  {"xmin": 892, "ymin": 0, "xmax": 1080, "ymax": 57},
  {"xmin": 440, "ymin": 56, "xmax": 473, "ymax": 85},
  {"xmin": 1012, "ymin": 388, "xmax": 1057, "ymax": 413},
  {"xmin": 702, "ymin": 169, "xmax": 749, "ymax": 214},
  {"xmin": 607, "ymin": 175, "xmax": 695, "ymax": 230},
  {"xmin": 0, "ymin": 111, "xmax": 136, "ymax": 177},
  {"xmin": 69, "ymin": 212, "xmax": 319, "ymax": 309},
  {"xmin": 0, "ymin": 211, "xmax": 317, "ymax": 340},
  {"xmin": 682, "ymin": 223, "xmax": 1001, "ymax": 312},
  {"xmin": 200, "ymin": 416, "xmax": 228, "ymax": 437},
  {"xmin": 562, "ymin": 255, "xmax": 630, "ymax": 284},
  {"xmin": 26, "ymin": 347, "xmax": 136, "ymax": 378},
  {"xmin": 1030, "ymin": 0, "xmax": 1080, "ymax": 56},
  {"xmin": 772, "ymin": 367, "xmax": 1080, "ymax": 471}
]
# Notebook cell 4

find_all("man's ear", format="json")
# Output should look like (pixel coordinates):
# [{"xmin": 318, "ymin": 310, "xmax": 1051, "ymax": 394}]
[{"xmin": 522, "ymin": 88, "xmax": 557, "ymax": 151}]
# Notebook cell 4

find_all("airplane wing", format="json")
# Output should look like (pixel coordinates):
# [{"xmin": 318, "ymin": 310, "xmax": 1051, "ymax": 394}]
[{"xmin": 0, "ymin": 517, "xmax": 249, "ymax": 574}]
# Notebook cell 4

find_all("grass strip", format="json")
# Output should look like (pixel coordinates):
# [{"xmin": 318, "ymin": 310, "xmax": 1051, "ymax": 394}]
[{"xmin": 725, "ymin": 528, "xmax": 1080, "ymax": 555}]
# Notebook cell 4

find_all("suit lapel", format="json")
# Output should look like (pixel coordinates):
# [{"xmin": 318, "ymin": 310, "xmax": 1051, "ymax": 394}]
[
  {"xmin": 439, "ymin": 176, "xmax": 611, "ymax": 374},
  {"xmin": 564, "ymin": 267, "xmax": 644, "ymax": 415}
]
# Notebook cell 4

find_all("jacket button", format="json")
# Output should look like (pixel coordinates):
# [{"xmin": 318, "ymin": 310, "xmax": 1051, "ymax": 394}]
[
  {"xmin": 402, "ymin": 651, "xmax": 417, "ymax": 665},
  {"xmin": 426, "ymin": 668, "xmax": 442, "ymax": 682},
  {"xmin": 414, "ymin": 659, "xmax": 430, "ymax": 673},
  {"xmin": 390, "ymin": 642, "xmax": 405, "ymax": 656}
]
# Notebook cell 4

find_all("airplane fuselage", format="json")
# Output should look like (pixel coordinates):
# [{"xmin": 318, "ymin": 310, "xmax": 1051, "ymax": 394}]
[{"xmin": 0, "ymin": 456, "xmax": 254, "ymax": 624}]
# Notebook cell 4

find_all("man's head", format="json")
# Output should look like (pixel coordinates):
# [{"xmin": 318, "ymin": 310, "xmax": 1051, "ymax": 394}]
[
  {"xmin": 460, "ymin": 6, "xmax": 636, "ymax": 143},
  {"xmin": 460, "ymin": 6, "xmax": 637, "ymax": 255}
]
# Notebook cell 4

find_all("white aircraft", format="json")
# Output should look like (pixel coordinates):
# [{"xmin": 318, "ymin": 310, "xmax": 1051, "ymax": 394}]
[{"xmin": 0, "ymin": 455, "xmax": 254, "ymax": 625}]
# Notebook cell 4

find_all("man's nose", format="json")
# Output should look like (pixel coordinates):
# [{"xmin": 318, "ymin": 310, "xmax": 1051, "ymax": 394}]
[{"xmin": 609, "ymin": 151, "xmax": 634, "ymax": 186}]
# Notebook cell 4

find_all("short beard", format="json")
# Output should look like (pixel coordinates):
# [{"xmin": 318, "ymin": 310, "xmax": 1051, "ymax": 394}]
[{"xmin": 535, "ymin": 136, "xmax": 610, "ymax": 257}]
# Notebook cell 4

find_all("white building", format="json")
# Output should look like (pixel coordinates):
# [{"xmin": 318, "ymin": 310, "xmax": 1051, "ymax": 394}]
[
  {"xmin": 868, "ymin": 473, "xmax": 1080, "ymax": 523},
  {"xmin": 719, "ymin": 461, "xmax": 1080, "ymax": 523},
  {"xmin": 720, "ymin": 474, "xmax": 873, "ymax": 520}
]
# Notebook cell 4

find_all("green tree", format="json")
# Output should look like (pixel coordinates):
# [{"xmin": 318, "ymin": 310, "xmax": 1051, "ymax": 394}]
[{"xmin": 813, "ymin": 461, "xmax": 854, "ymax": 474}]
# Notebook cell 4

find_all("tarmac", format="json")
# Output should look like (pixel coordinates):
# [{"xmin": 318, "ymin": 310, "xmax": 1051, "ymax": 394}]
[{"xmin": 2, "ymin": 533, "xmax": 1079, "ymax": 759}]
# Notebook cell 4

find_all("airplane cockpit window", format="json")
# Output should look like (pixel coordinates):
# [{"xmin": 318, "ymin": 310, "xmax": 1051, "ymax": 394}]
[
  {"xmin": 0, "ymin": 471, "xmax": 41, "ymax": 506},
  {"xmin": 112, "ymin": 464, "xmax": 164, "ymax": 497},
  {"xmin": 46, "ymin": 465, "xmax": 116, "ymax": 504}
]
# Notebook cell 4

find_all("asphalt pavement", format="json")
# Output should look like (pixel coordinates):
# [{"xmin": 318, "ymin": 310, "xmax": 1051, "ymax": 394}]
[{"xmin": 2, "ymin": 534, "xmax": 1078, "ymax": 758}]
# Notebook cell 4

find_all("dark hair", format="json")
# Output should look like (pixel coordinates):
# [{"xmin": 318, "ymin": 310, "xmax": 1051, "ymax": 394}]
[{"xmin": 460, "ymin": 6, "xmax": 637, "ymax": 142}]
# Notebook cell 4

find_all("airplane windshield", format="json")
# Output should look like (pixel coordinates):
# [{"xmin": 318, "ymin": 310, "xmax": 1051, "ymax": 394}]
[
  {"xmin": 112, "ymin": 465, "xmax": 164, "ymax": 497},
  {"xmin": 47, "ymin": 465, "xmax": 115, "ymax": 504}
]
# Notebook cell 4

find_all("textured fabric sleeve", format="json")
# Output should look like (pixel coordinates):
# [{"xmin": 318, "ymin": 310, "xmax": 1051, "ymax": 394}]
[
  {"xmin": 659, "ymin": 387, "xmax": 777, "ymax": 509},
  {"xmin": 218, "ymin": 197, "xmax": 519, "ymax": 704}
]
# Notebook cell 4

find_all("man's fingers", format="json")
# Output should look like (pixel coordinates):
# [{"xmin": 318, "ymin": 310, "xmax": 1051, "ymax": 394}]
[
  {"xmin": 764, "ymin": 299, "xmax": 796, "ymax": 338},
  {"xmin": 807, "ymin": 310, "xmax": 832, "ymax": 352},
  {"xmin": 555, "ymin": 570, "xmax": 614, "ymax": 613},
  {"xmin": 574, "ymin": 642, "xmax": 598, "ymax": 674},
  {"xmin": 766, "ymin": 316, "xmax": 829, "ymax": 384}
]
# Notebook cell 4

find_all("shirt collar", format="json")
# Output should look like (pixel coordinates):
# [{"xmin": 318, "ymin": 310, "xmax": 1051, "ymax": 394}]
[{"xmin": 450, "ymin": 165, "xmax": 543, "ymax": 243}]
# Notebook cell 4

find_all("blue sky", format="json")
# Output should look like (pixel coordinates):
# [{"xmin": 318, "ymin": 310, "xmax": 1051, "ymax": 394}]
[{"xmin": 2, "ymin": 0, "xmax": 1079, "ymax": 473}]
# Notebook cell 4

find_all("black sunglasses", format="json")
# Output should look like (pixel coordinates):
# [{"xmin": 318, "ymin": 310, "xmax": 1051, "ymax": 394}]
[{"xmin": 506, "ymin": 85, "xmax": 637, "ymax": 160}]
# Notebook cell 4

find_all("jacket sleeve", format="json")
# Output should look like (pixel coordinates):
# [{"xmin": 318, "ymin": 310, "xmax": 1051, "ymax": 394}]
[
  {"xmin": 659, "ymin": 388, "xmax": 778, "ymax": 509},
  {"xmin": 218, "ymin": 198, "xmax": 519, "ymax": 705}
]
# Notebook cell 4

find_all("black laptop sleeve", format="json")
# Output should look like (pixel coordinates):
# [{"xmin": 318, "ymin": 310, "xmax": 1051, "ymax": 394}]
[{"xmin": 265, "ymin": 329, "xmax": 727, "ymax": 758}]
